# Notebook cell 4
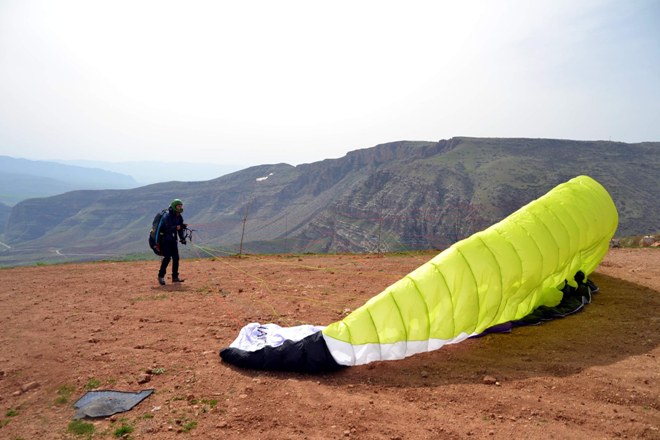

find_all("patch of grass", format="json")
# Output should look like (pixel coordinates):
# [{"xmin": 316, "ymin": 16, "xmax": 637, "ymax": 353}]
[
  {"xmin": 200, "ymin": 398, "xmax": 218, "ymax": 408},
  {"xmin": 1, "ymin": 408, "xmax": 21, "ymax": 429},
  {"xmin": 67, "ymin": 419, "xmax": 95, "ymax": 437},
  {"xmin": 113, "ymin": 424, "xmax": 134, "ymax": 438},
  {"xmin": 55, "ymin": 384, "xmax": 76, "ymax": 405},
  {"xmin": 84, "ymin": 378, "xmax": 101, "ymax": 390},
  {"xmin": 142, "ymin": 412, "xmax": 154, "ymax": 419},
  {"xmin": 150, "ymin": 367, "xmax": 166, "ymax": 375},
  {"xmin": 182, "ymin": 420, "xmax": 197, "ymax": 432}
]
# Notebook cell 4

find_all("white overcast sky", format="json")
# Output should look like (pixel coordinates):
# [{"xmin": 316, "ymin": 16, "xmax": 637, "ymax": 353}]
[{"xmin": 0, "ymin": 0, "xmax": 658, "ymax": 166}]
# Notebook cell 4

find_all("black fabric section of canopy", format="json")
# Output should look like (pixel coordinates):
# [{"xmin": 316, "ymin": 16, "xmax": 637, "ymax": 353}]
[
  {"xmin": 219, "ymin": 330, "xmax": 344, "ymax": 373},
  {"xmin": 511, "ymin": 276, "xmax": 596, "ymax": 326}
]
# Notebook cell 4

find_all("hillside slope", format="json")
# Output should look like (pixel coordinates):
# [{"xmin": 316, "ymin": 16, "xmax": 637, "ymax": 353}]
[{"xmin": 1, "ymin": 137, "xmax": 658, "ymax": 265}]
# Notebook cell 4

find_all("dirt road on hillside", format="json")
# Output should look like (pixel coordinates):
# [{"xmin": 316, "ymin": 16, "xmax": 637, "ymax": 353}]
[{"xmin": 0, "ymin": 248, "xmax": 658, "ymax": 439}]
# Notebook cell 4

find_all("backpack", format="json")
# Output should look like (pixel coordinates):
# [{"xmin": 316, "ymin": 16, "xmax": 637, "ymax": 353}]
[{"xmin": 148, "ymin": 209, "xmax": 167, "ymax": 256}]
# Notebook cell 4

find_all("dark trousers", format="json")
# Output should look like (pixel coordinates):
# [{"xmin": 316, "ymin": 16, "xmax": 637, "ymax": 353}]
[{"xmin": 158, "ymin": 241, "xmax": 179, "ymax": 279}]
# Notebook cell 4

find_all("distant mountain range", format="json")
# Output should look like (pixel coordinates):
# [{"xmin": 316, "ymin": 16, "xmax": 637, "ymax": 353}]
[
  {"xmin": 1, "ymin": 137, "xmax": 658, "ymax": 266},
  {"xmin": 0, "ymin": 156, "xmax": 139, "ymax": 205},
  {"xmin": 56, "ymin": 160, "xmax": 246, "ymax": 186},
  {"xmin": 0, "ymin": 156, "xmax": 246, "ymax": 206}
]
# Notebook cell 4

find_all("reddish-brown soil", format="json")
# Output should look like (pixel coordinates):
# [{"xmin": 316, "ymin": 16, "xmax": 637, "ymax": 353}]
[{"xmin": 0, "ymin": 248, "xmax": 658, "ymax": 440}]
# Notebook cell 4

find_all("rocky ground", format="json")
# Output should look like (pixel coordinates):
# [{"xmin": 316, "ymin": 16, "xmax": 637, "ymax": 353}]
[{"xmin": 0, "ymin": 248, "xmax": 658, "ymax": 439}]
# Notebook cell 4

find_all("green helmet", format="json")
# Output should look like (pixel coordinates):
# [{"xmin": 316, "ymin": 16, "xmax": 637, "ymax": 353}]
[{"xmin": 171, "ymin": 198, "xmax": 183, "ymax": 213}]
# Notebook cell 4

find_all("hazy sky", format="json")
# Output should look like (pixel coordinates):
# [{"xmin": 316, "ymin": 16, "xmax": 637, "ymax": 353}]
[{"xmin": 1, "ymin": 0, "xmax": 658, "ymax": 166}]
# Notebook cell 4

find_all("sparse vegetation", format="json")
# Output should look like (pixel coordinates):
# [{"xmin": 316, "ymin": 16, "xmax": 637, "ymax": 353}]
[
  {"xmin": 67, "ymin": 419, "xmax": 95, "ymax": 437},
  {"xmin": 113, "ymin": 423, "xmax": 134, "ymax": 438},
  {"xmin": 0, "ymin": 407, "xmax": 19, "ymax": 428},
  {"xmin": 84, "ymin": 378, "xmax": 101, "ymax": 390},
  {"xmin": 181, "ymin": 420, "xmax": 197, "ymax": 433},
  {"xmin": 55, "ymin": 384, "xmax": 76, "ymax": 405}
]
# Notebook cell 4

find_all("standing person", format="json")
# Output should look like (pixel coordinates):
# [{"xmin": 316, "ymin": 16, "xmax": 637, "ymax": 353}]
[{"xmin": 158, "ymin": 199, "xmax": 187, "ymax": 285}]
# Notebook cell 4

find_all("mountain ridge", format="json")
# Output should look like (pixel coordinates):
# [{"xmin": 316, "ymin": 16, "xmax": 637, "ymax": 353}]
[
  {"xmin": 0, "ymin": 156, "xmax": 139, "ymax": 206},
  {"xmin": 1, "ymin": 137, "xmax": 658, "ymax": 266}
]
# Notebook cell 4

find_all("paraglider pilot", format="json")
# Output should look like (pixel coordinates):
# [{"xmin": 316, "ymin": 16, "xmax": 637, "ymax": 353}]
[{"xmin": 158, "ymin": 198, "xmax": 186, "ymax": 285}]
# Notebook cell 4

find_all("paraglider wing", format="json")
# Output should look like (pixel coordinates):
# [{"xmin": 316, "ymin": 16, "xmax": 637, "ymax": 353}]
[{"xmin": 221, "ymin": 175, "xmax": 618, "ymax": 371}]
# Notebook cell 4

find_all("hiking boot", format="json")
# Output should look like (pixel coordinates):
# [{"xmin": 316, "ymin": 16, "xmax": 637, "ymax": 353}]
[
  {"xmin": 172, "ymin": 277, "xmax": 184, "ymax": 283},
  {"xmin": 158, "ymin": 277, "xmax": 166, "ymax": 286}
]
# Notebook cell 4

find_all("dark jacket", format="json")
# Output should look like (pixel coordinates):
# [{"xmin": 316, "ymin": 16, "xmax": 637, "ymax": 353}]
[{"xmin": 160, "ymin": 207, "xmax": 185, "ymax": 244}]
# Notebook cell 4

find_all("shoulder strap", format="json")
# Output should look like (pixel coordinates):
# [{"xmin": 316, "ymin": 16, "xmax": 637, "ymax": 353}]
[{"xmin": 154, "ymin": 209, "xmax": 167, "ymax": 238}]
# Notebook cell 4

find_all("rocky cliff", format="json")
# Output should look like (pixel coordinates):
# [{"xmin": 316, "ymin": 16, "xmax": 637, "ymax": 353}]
[{"xmin": 1, "ymin": 137, "xmax": 658, "ymax": 266}]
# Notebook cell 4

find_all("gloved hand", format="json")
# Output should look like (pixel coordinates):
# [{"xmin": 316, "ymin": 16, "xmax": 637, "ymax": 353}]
[{"xmin": 180, "ymin": 239, "xmax": 187, "ymax": 245}]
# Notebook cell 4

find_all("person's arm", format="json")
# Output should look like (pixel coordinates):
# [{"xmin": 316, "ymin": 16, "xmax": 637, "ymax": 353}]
[{"xmin": 177, "ymin": 217, "xmax": 186, "ymax": 243}]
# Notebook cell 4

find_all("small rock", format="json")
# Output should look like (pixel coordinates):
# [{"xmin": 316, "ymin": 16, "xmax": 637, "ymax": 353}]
[
  {"xmin": 137, "ymin": 373, "xmax": 151, "ymax": 384},
  {"xmin": 482, "ymin": 375, "xmax": 497, "ymax": 385},
  {"xmin": 21, "ymin": 381, "xmax": 40, "ymax": 392}
]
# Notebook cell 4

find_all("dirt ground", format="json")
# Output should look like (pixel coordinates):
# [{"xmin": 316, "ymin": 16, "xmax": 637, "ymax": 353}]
[{"xmin": 0, "ymin": 248, "xmax": 658, "ymax": 440}]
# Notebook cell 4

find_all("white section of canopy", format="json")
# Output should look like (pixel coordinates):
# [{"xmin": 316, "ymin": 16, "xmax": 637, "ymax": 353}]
[
  {"xmin": 229, "ymin": 322, "xmax": 326, "ymax": 352},
  {"xmin": 322, "ymin": 332, "xmax": 473, "ymax": 366}
]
